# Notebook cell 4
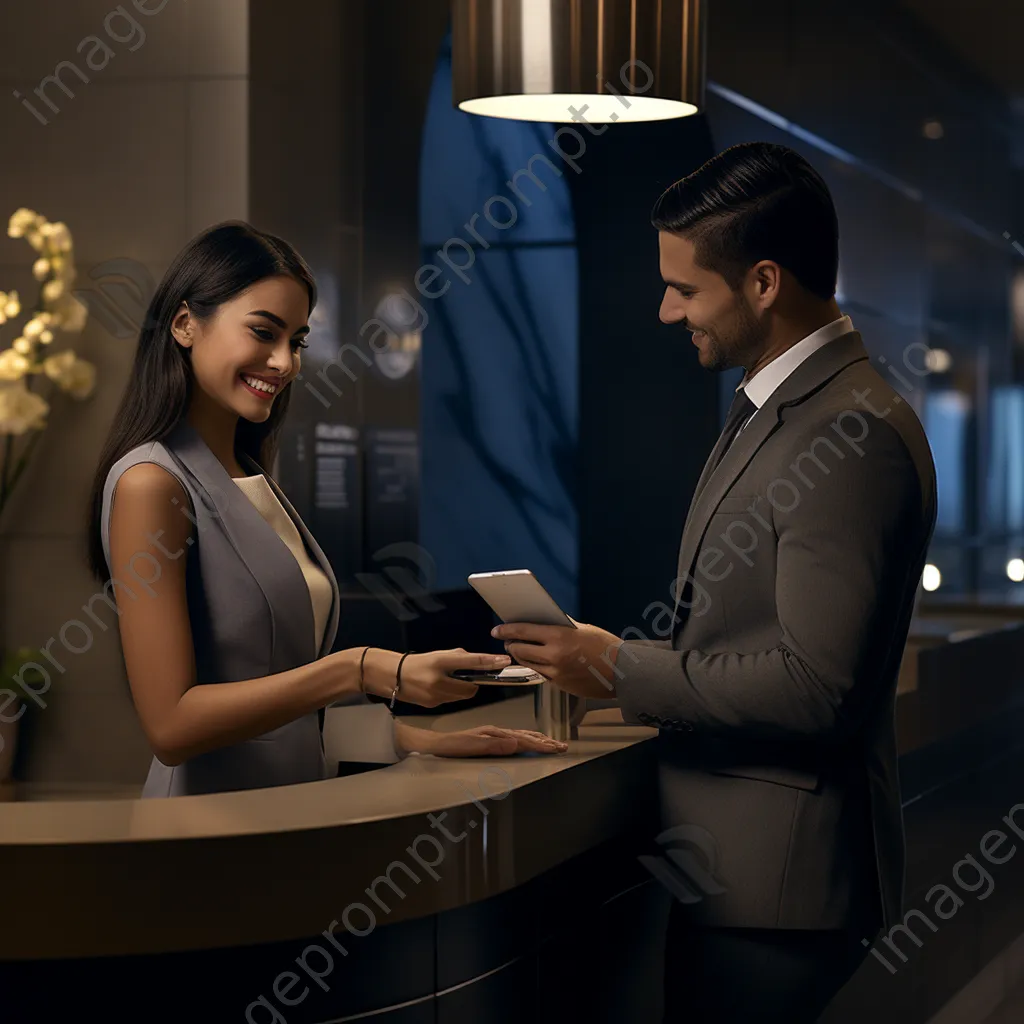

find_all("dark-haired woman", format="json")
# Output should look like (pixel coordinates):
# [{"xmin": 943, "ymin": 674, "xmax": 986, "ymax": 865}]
[{"xmin": 87, "ymin": 221, "xmax": 564, "ymax": 798}]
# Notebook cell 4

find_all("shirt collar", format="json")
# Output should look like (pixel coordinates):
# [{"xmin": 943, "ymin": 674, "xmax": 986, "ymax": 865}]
[{"xmin": 738, "ymin": 315, "xmax": 854, "ymax": 409}]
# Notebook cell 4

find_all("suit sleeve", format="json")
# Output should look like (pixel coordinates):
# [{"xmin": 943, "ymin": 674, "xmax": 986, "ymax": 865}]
[
  {"xmin": 614, "ymin": 419, "xmax": 925, "ymax": 742},
  {"xmin": 587, "ymin": 637, "xmax": 670, "ymax": 723}
]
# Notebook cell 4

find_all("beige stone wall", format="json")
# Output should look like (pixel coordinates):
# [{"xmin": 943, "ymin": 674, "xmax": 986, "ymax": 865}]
[{"xmin": 0, "ymin": 0, "xmax": 249, "ymax": 785}]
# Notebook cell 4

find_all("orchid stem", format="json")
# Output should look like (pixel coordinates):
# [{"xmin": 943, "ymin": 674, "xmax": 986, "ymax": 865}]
[
  {"xmin": 5, "ymin": 429, "xmax": 42, "ymax": 499},
  {"xmin": 0, "ymin": 374, "xmax": 46, "ymax": 522},
  {"xmin": 0, "ymin": 434, "xmax": 12, "ymax": 511}
]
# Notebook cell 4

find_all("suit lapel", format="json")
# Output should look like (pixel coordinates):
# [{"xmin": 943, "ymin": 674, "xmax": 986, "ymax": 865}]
[
  {"xmin": 669, "ymin": 404, "xmax": 786, "ymax": 628},
  {"xmin": 163, "ymin": 418, "xmax": 329, "ymax": 668},
  {"xmin": 240, "ymin": 451, "xmax": 341, "ymax": 660},
  {"xmin": 670, "ymin": 331, "xmax": 871, "ymax": 632},
  {"xmin": 682, "ymin": 398, "xmax": 745, "ymax": 533}
]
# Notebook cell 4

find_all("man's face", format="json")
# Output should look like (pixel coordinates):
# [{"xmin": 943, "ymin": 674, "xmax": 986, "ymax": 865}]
[{"xmin": 658, "ymin": 231, "xmax": 767, "ymax": 373}]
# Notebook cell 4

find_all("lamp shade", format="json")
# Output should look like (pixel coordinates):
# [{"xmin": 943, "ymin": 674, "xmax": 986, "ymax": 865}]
[{"xmin": 452, "ymin": 0, "xmax": 706, "ymax": 122}]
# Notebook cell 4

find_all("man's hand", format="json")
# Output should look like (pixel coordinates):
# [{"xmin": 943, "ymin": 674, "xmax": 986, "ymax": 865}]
[{"xmin": 490, "ymin": 619, "xmax": 624, "ymax": 698}]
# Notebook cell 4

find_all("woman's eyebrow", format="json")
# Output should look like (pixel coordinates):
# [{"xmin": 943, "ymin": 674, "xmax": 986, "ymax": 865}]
[{"xmin": 248, "ymin": 310, "xmax": 310, "ymax": 336}]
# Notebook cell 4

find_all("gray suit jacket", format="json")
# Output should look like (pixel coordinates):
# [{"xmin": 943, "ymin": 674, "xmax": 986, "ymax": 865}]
[
  {"xmin": 616, "ymin": 330, "xmax": 937, "ymax": 935},
  {"xmin": 101, "ymin": 417, "xmax": 355, "ymax": 797}
]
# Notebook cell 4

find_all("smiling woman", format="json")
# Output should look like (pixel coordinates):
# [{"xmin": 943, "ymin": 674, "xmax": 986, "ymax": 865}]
[
  {"xmin": 167, "ymin": 273, "xmax": 313, "ymax": 449},
  {"xmin": 83, "ymin": 221, "xmax": 565, "ymax": 799}
]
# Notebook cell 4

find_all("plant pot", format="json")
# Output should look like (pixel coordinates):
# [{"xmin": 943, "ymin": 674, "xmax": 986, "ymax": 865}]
[
  {"xmin": 0, "ymin": 704, "xmax": 20, "ymax": 783},
  {"xmin": 1, "ymin": 648, "xmax": 43, "ymax": 782}
]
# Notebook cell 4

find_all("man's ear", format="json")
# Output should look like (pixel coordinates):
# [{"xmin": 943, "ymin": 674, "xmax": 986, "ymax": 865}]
[
  {"xmin": 170, "ymin": 302, "xmax": 193, "ymax": 348},
  {"xmin": 750, "ymin": 260, "xmax": 781, "ymax": 310}
]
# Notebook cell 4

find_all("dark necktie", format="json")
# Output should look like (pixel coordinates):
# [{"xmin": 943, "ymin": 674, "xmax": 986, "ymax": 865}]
[
  {"xmin": 709, "ymin": 388, "xmax": 757, "ymax": 473},
  {"xmin": 673, "ymin": 386, "xmax": 758, "ymax": 623}
]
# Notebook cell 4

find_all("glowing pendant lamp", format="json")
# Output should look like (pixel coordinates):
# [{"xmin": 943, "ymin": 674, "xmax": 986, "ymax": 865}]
[{"xmin": 452, "ymin": 0, "xmax": 706, "ymax": 123}]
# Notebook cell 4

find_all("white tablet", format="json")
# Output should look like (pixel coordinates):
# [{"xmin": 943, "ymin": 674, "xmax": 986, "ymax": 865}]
[{"xmin": 467, "ymin": 570, "xmax": 576, "ymax": 629}]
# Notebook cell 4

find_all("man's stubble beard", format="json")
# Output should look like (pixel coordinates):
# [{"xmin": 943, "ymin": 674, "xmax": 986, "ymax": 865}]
[
  {"xmin": 703, "ymin": 295, "xmax": 767, "ymax": 375},
  {"xmin": 702, "ymin": 331, "xmax": 730, "ymax": 373}
]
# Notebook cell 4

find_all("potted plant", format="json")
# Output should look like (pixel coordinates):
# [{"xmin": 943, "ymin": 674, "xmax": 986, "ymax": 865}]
[
  {"xmin": 0, "ymin": 208, "xmax": 95, "ymax": 782},
  {"xmin": 0, "ymin": 646, "xmax": 45, "ymax": 784}
]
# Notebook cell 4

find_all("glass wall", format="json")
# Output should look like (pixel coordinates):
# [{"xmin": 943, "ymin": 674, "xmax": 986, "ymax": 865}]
[{"xmin": 418, "ymin": 29, "xmax": 580, "ymax": 613}]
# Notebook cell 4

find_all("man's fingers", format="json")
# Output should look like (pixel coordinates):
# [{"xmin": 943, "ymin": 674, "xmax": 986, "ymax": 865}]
[
  {"xmin": 505, "ymin": 642, "xmax": 553, "ymax": 666},
  {"xmin": 503, "ymin": 638, "xmax": 552, "ymax": 663},
  {"xmin": 513, "ymin": 659, "xmax": 552, "ymax": 679},
  {"xmin": 492, "ymin": 622, "xmax": 559, "ymax": 643}
]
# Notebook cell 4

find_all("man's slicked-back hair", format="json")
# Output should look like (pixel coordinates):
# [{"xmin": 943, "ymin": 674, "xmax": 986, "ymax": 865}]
[{"xmin": 651, "ymin": 142, "xmax": 839, "ymax": 300}]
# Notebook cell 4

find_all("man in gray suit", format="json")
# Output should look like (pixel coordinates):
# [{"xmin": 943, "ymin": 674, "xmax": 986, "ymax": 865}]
[{"xmin": 494, "ymin": 142, "xmax": 938, "ymax": 1022}]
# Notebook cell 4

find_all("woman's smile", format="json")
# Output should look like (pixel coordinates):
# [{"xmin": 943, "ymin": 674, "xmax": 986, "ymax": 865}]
[{"xmin": 238, "ymin": 372, "xmax": 283, "ymax": 399}]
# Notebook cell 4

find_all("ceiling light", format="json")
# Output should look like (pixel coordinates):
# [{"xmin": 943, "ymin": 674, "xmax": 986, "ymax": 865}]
[{"xmin": 452, "ymin": 0, "xmax": 706, "ymax": 123}]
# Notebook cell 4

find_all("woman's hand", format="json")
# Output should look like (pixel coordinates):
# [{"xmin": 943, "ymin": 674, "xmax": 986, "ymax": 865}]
[
  {"xmin": 394, "ymin": 722, "xmax": 568, "ymax": 757},
  {"xmin": 362, "ymin": 648, "xmax": 510, "ymax": 708}
]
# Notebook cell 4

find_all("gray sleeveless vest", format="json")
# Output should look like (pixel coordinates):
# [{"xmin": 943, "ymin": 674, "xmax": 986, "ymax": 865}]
[{"xmin": 100, "ymin": 416, "xmax": 340, "ymax": 797}]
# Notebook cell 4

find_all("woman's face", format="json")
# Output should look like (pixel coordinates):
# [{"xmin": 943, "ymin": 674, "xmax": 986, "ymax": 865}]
[{"xmin": 171, "ymin": 274, "xmax": 310, "ymax": 423}]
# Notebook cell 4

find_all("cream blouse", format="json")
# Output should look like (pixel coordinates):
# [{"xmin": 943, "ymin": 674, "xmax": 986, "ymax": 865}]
[
  {"xmin": 231, "ymin": 473, "xmax": 400, "ymax": 764},
  {"xmin": 232, "ymin": 473, "xmax": 333, "ymax": 652}
]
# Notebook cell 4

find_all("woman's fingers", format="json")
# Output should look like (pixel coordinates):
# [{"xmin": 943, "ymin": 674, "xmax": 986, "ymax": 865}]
[
  {"xmin": 484, "ymin": 736, "xmax": 520, "ymax": 754},
  {"xmin": 470, "ymin": 734, "xmax": 564, "ymax": 755},
  {"xmin": 449, "ymin": 734, "xmax": 518, "ymax": 756},
  {"xmin": 474, "ymin": 726, "xmax": 565, "ymax": 745},
  {"xmin": 478, "ymin": 726, "xmax": 567, "ymax": 752},
  {"xmin": 518, "ymin": 733, "xmax": 568, "ymax": 751},
  {"xmin": 430, "ymin": 725, "xmax": 568, "ymax": 756},
  {"xmin": 514, "ymin": 728, "xmax": 568, "ymax": 749}
]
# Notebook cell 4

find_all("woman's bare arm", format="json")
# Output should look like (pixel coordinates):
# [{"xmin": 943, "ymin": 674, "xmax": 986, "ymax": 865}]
[
  {"xmin": 109, "ymin": 463, "xmax": 509, "ymax": 766},
  {"xmin": 108, "ymin": 463, "xmax": 369, "ymax": 765}
]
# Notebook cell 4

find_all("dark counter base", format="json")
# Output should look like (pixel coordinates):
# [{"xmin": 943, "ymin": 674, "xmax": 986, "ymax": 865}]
[
  {"xmin": 1, "ymin": 835, "xmax": 668, "ymax": 1024},
  {"xmin": 822, "ymin": 705, "xmax": 1024, "ymax": 1023}
]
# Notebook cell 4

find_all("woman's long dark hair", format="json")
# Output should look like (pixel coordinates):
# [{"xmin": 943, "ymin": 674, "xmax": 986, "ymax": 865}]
[{"xmin": 86, "ymin": 221, "xmax": 317, "ymax": 583}]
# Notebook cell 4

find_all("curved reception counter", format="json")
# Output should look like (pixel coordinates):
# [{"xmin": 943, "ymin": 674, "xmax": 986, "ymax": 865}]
[
  {"xmin": 4, "ymin": 611, "xmax": 1024, "ymax": 1024},
  {"xmin": 0, "ymin": 696, "xmax": 666, "ymax": 1023}
]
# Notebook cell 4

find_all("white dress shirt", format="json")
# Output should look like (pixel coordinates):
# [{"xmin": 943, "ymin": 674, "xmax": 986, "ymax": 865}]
[{"xmin": 736, "ymin": 314, "xmax": 853, "ymax": 431}]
